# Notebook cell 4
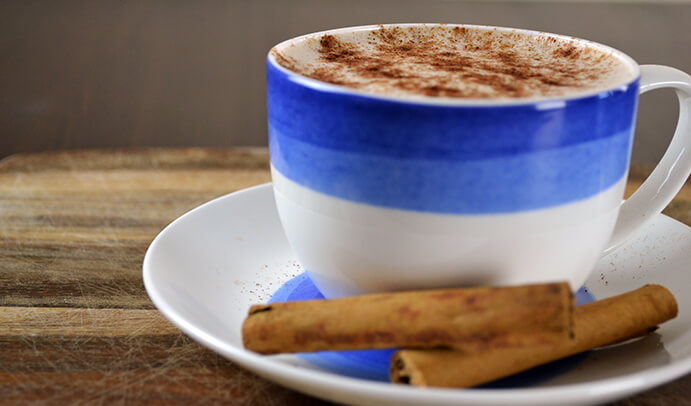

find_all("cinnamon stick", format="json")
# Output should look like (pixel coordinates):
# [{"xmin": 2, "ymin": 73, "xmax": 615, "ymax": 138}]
[
  {"xmin": 243, "ymin": 282, "xmax": 573, "ymax": 354},
  {"xmin": 390, "ymin": 284, "xmax": 677, "ymax": 387}
]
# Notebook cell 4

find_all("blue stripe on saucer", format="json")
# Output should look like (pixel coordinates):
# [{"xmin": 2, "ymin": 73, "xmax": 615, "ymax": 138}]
[
  {"xmin": 268, "ymin": 273, "xmax": 394, "ymax": 381},
  {"xmin": 268, "ymin": 272, "xmax": 594, "ymax": 384}
]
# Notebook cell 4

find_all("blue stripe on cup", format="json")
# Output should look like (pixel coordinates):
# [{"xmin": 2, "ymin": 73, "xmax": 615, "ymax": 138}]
[
  {"xmin": 267, "ymin": 58, "xmax": 639, "ymax": 214},
  {"xmin": 270, "ymin": 128, "xmax": 632, "ymax": 214}
]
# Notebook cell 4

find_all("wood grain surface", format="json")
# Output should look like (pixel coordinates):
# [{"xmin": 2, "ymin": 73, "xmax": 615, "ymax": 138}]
[{"xmin": 0, "ymin": 148, "xmax": 689, "ymax": 405}]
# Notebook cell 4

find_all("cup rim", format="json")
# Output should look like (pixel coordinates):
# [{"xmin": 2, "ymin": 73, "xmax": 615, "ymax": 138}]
[{"xmin": 267, "ymin": 23, "xmax": 641, "ymax": 106}]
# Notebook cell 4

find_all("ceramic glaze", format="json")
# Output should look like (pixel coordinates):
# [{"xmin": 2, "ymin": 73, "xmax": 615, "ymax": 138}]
[
  {"xmin": 268, "ymin": 61, "xmax": 637, "ymax": 213},
  {"xmin": 272, "ymin": 168, "xmax": 624, "ymax": 296},
  {"xmin": 266, "ymin": 24, "xmax": 691, "ymax": 298},
  {"xmin": 142, "ymin": 184, "xmax": 691, "ymax": 406}
]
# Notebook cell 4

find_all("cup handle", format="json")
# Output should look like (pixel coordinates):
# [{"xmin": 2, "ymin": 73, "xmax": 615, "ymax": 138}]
[{"xmin": 603, "ymin": 65, "xmax": 691, "ymax": 255}]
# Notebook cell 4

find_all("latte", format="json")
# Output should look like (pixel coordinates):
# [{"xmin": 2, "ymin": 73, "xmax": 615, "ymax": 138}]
[{"xmin": 271, "ymin": 25, "xmax": 635, "ymax": 99}]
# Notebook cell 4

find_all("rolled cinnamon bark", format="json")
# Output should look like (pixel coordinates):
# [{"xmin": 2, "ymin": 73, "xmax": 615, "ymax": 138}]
[
  {"xmin": 243, "ymin": 282, "xmax": 573, "ymax": 354},
  {"xmin": 390, "ymin": 284, "xmax": 677, "ymax": 387}
]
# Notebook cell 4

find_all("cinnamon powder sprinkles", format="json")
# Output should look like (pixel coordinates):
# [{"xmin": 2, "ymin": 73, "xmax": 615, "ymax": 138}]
[{"xmin": 271, "ymin": 25, "xmax": 632, "ymax": 99}]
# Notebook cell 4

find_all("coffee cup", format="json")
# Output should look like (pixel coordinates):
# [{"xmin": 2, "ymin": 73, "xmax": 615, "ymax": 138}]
[{"xmin": 266, "ymin": 23, "xmax": 691, "ymax": 298}]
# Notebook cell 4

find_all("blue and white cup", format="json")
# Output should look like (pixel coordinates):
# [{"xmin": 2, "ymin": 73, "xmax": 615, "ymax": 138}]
[{"xmin": 267, "ymin": 24, "xmax": 691, "ymax": 298}]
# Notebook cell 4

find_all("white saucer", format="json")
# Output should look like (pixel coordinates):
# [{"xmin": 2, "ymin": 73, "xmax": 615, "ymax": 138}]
[{"xmin": 143, "ymin": 184, "xmax": 691, "ymax": 406}]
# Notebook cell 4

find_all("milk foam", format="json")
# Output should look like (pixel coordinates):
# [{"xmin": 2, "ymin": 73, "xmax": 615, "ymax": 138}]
[{"xmin": 272, "ymin": 25, "xmax": 636, "ymax": 99}]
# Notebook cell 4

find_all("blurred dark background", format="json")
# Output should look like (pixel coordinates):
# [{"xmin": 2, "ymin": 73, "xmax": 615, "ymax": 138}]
[{"xmin": 1, "ymin": 0, "xmax": 689, "ymax": 163}]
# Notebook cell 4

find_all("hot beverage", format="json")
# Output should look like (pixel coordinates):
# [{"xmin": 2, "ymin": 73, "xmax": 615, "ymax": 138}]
[
  {"xmin": 267, "ymin": 24, "xmax": 690, "ymax": 298},
  {"xmin": 271, "ymin": 25, "xmax": 634, "ymax": 99}
]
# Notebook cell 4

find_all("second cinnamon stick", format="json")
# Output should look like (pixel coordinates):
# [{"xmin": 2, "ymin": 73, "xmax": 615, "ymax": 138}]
[{"xmin": 390, "ymin": 284, "xmax": 677, "ymax": 387}]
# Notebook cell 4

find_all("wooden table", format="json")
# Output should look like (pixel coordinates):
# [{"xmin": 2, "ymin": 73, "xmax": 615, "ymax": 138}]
[{"xmin": 1, "ymin": 148, "xmax": 689, "ymax": 405}]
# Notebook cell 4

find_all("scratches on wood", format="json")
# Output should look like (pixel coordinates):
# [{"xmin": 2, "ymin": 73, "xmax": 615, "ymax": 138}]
[
  {"xmin": 0, "ymin": 308, "xmax": 326, "ymax": 404},
  {"xmin": 0, "ymin": 307, "xmax": 178, "ymax": 337},
  {"xmin": 0, "ymin": 148, "xmax": 271, "ymax": 309},
  {"xmin": 0, "ymin": 149, "xmax": 330, "ymax": 405},
  {"xmin": 0, "ymin": 148, "xmax": 270, "ymax": 172},
  {"xmin": 0, "ymin": 328, "xmax": 326, "ymax": 405},
  {"xmin": 0, "ymin": 368, "xmax": 328, "ymax": 405}
]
